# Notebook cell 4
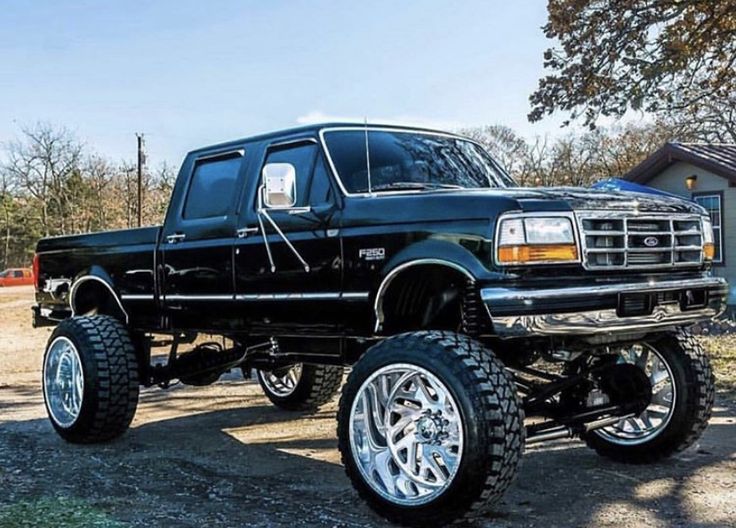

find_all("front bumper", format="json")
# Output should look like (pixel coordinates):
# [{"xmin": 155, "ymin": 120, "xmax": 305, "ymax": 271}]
[{"xmin": 482, "ymin": 276, "xmax": 729, "ymax": 337}]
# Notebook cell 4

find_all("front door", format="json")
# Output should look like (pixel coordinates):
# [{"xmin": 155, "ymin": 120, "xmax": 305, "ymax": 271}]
[
  {"xmin": 233, "ymin": 140, "xmax": 346, "ymax": 335},
  {"xmin": 160, "ymin": 149, "xmax": 245, "ymax": 330}
]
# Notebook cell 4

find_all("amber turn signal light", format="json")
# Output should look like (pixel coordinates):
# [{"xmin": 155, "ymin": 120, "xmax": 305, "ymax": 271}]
[
  {"xmin": 497, "ymin": 244, "xmax": 578, "ymax": 265},
  {"xmin": 703, "ymin": 243, "xmax": 715, "ymax": 261}
]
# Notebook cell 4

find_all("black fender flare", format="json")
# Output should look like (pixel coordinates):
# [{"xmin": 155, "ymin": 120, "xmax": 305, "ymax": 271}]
[
  {"xmin": 373, "ymin": 239, "xmax": 503, "ymax": 331},
  {"xmin": 68, "ymin": 266, "xmax": 129, "ymax": 323}
]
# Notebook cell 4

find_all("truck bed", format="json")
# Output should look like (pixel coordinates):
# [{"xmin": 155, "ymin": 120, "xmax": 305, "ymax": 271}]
[{"xmin": 36, "ymin": 226, "xmax": 160, "ymax": 253}]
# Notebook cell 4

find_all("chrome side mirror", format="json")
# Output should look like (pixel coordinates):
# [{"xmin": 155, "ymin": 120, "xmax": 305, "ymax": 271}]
[{"xmin": 262, "ymin": 163, "xmax": 296, "ymax": 208}]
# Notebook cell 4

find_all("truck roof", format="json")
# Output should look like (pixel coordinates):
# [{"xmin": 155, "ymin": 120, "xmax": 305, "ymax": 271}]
[{"xmin": 187, "ymin": 122, "xmax": 462, "ymax": 157}]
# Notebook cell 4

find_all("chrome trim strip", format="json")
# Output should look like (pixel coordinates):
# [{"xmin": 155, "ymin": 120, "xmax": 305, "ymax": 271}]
[
  {"xmin": 120, "ymin": 294, "xmax": 155, "ymax": 300},
  {"xmin": 374, "ymin": 259, "xmax": 475, "ymax": 332},
  {"xmin": 69, "ymin": 275, "xmax": 129, "ymax": 323},
  {"xmin": 236, "ymin": 292, "xmax": 369, "ymax": 301},
  {"xmin": 162, "ymin": 292, "xmax": 369, "ymax": 302},
  {"xmin": 342, "ymin": 292, "xmax": 371, "ymax": 300},
  {"xmin": 480, "ymin": 277, "xmax": 727, "ymax": 303},
  {"xmin": 165, "ymin": 294, "xmax": 234, "ymax": 301}
]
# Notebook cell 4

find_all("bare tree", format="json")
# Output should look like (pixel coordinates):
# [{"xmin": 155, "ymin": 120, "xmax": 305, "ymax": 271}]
[
  {"xmin": 457, "ymin": 125, "xmax": 528, "ymax": 175},
  {"xmin": 3, "ymin": 124, "xmax": 84, "ymax": 236}
]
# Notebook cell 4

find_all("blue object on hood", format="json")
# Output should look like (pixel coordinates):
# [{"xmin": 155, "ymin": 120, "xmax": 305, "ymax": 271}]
[{"xmin": 591, "ymin": 178, "xmax": 685, "ymax": 199}]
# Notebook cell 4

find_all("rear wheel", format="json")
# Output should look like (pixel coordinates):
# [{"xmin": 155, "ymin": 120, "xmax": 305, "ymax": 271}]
[
  {"xmin": 42, "ymin": 316, "xmax": 139, "ymax": 443},
  {"xmin": 257, "ymin": 363, "xmax": 343, "ymax": 411},
  {"xmin": 584, "ymin": 329, "xmax": 715, "ymax": 463},
  {"xmin": 337, "ymin": 331, "xmax": 524, "ymax": 526}
]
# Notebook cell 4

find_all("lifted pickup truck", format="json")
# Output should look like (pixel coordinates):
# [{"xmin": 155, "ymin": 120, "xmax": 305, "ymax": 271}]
[{"xmin": 34, "ymin": 123, "xmax": 728, "ymax": 526}]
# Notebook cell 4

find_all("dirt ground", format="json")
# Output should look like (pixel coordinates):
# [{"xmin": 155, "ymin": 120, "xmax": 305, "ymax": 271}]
[{"xmin": 1, "ymin": 286, "xmax": 735, "ymax": 528}]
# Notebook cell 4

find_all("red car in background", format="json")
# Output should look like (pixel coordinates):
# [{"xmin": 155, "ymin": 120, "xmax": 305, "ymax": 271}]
[{"xmin": 0, "ymin": 268, "xmax": 34, "ymax": 286}]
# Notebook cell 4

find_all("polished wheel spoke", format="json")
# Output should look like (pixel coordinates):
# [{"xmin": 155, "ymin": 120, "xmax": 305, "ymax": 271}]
[
  {"xmin": 44, "ymin": 337, "xmax": 84, "ymax": 428},
  {"xmin": 260, "ymin": 364, "xmax": 302, "ymax": 397},
  {"xmin": 598, "ymin": 343, "xmax": 676, "ymax": 445},
  {"xmin": 349, "ymin": 364, "xmax": 464, "ymax": 505}
]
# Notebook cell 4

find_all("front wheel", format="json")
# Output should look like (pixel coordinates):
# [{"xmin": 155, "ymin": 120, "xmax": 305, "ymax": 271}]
[
  {"xmin": 584, "ymin": 329, "xmax": 715, "ymax": 463},
  {"xmin": 337, "ymin": 331, "xmax": 524, "ymax": 526}
]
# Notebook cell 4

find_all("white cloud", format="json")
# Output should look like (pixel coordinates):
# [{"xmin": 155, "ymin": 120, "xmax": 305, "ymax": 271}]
[{"xmin": 295, "ymin": 110, "xmax": 467, "ymax": 132}]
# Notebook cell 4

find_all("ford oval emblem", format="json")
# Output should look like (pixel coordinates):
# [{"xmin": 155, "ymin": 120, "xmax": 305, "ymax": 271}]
[{"xmin": 644, "ymin": 236, "xmax": 659, "ymax": 247}]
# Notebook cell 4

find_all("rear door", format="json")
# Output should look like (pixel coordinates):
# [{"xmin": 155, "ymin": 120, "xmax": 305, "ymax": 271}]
[{"xmin": 159, "ymin": 148, "xmax": 246, "ymax": 330}]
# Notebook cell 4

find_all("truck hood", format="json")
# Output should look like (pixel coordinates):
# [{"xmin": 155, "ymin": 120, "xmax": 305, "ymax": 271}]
[
  {"xmin": 344, "ymin": 186, "xmax": 704, "ymax": 228},
  {"xmin": 493, "ymin": 186, "xmax": 704, "ymax": 215}
]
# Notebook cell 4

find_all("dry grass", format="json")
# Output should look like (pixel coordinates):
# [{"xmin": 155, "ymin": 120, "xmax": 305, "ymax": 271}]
[{"xmin": 700, "ymin": 335, "xmax": 736, "ymax": 393}]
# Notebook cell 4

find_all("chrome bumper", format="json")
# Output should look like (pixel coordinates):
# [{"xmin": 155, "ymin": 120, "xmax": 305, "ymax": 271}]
[{"xmin": 481, "ymin": 277, "xmax": 729, "ymax": 338}]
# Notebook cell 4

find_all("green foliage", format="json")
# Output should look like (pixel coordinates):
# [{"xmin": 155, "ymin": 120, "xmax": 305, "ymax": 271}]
[
  {"xmin": 530, "ymin": 0, "xmax": 736, "ymax": 140},
  {"xmin": 0, "ymin": 497, "xmax": 124, "ymax": 528}
]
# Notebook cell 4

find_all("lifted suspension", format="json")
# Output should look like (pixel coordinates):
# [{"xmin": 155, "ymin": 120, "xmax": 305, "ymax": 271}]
[{"xmin": 514, "ymin": 360, "xmax": 652, "ymax": 445}]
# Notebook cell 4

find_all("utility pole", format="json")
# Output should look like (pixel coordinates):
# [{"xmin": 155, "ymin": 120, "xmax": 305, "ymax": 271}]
[{"xmin": 136, "ymin": 133, "xmax": 145, "ymax": 227}]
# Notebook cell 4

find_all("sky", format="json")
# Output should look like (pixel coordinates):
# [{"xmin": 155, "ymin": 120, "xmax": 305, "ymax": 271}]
[{"xmin": 0, "ymin": 1, "xmax": 571, "ymax": 168}]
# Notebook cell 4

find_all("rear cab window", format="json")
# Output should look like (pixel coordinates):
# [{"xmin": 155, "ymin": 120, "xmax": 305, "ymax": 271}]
[{"xmin": 183, "ymin": 152, "xmax": 244, "ymax": 220}]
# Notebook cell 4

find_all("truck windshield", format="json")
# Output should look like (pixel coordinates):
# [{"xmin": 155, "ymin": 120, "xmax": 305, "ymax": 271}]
[{"xmin": 322, "ymin": 129, "xmax": 516, "ymax": 194}]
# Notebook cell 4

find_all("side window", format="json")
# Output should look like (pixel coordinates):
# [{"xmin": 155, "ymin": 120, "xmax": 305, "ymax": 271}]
[
  {"xmin": 13, "ymin": 270, "xmax": 23, "ymax": 278},
  {"xmin": 183, "ymin": 153, "xmax": 243, "ymax": 219},
  {"xmin": 263, "ymin": 143, "xmax": 317, "ymax": 207},
  {"xmin": 309, "ymin": 154, "xmax": 334, "ymax": 205}
]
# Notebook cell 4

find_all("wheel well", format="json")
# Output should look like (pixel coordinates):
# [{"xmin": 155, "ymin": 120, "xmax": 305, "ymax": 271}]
[
  {"xmin": 70, "ymin": 278, "xmax": 127, "ymax": 322},
  {"xmin": 377, "ymin": 264, "xmax": 471, "ymax": 334}
]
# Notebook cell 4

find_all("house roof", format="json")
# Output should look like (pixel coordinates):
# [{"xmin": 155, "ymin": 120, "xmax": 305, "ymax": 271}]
[{"xmin": 624, "ymin": 142, "xmax": 736, "ymax": 185}]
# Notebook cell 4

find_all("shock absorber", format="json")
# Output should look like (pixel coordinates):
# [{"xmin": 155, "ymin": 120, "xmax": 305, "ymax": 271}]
[{"xmin": 461, "ymin": 278, "xmax": 481, "ymax": 336}]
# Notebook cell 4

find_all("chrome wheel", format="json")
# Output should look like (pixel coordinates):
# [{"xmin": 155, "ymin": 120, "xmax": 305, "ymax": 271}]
[
  {"xmin": 596, "ymin": 343, "xmax": 676, "ymax": 445},
  {"xmin": 258, "ymin": 364, "xmax": 303, "ymax": 397},
  {"xmin": 349, "ymin": 363, "xmax": 464, "ymax": 506},
  {"xmin": 43, "ymin": 336, "xmax": 84, "ymax": 428}
]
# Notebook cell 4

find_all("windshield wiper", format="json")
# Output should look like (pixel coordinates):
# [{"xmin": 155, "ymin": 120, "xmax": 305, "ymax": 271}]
[{"xmin": 368, "ymin": 182, "xmax": 464, "ymax": 192}]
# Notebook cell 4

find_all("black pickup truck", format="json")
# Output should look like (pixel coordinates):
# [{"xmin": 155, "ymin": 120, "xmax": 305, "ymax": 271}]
[{"xmin": 33, "ymin": 123, "xmax": 728, "ymax": 526}]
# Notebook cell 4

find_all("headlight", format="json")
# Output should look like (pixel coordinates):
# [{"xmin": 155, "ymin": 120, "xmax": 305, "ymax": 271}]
[
  {"xmin": 702, "ymin": 216, "xmax": 715, "ymax": 261},
  {"xmin": 496, "ymin": 214, "xmax": 579, "ymax": 265}
]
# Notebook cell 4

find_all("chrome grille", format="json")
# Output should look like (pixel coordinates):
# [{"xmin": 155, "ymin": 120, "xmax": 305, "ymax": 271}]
[{"xmin": 577, "ymin": 212, "xmax": 703, "ymax": 270}]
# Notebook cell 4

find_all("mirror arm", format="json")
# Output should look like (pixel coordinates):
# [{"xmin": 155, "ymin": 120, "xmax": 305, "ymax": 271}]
[
  {"xmin": 256, "ymin": 185, "xmax": 276, "ymax": 273},
  {"xmin": 256, "ymin": 212, "xmax": 275, "ymax": 273},
  {"xmin": 258, "ymin": 208, "xmax": 311, "ymax": 273},
  {"xmin": 256, "ymin": 185, "xmax": 310, "ymax": 273}
]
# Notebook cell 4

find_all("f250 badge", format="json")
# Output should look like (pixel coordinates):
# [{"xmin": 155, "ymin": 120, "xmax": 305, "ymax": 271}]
[{"xmin": 359, "ymin": 247, "xmax": 386, "ymax": 261}]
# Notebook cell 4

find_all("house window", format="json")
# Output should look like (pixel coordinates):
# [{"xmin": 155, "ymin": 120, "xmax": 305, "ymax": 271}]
[{"xmin": 694, "ymin": 194, "xmax": 723, "ymax": 263}]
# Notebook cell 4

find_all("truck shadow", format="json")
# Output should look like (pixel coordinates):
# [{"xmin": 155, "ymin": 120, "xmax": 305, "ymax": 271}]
[{"xmin": 1, "ymin": 385, "xmax": 734, "ymax": 528}]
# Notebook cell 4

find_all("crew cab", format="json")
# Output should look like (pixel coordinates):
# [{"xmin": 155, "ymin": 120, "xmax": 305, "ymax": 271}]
[{"xmin": 33, "ymin": 124, "xmax": 728, "ymax": 526}]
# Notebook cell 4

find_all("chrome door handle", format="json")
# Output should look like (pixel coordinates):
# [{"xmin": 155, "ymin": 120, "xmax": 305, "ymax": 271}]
[
  {"xmin": 236, "ymin": 227, "xmax": 259, "ymax": 238},
  {"xmin": 166, "ymin": 233, "xmax": 186, "ymax": 244}
]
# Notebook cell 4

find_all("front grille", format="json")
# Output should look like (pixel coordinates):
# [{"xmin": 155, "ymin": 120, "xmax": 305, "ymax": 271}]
[{"xmin": 577, "ymin": 212, "xmax": 703, "ymax": 270}]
